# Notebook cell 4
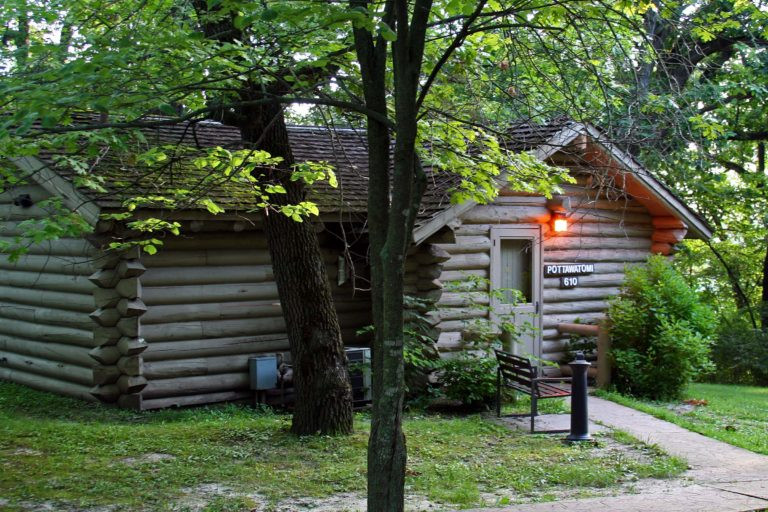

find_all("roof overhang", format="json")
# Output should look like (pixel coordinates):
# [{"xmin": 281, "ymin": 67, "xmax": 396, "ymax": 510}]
[
  {"xmin": 10, "ymin": 156, "xmax": 101, "ymax": 225},
  {"xmin": 412, "ymin": 122, "xmax": 712, "ymax": 245}
]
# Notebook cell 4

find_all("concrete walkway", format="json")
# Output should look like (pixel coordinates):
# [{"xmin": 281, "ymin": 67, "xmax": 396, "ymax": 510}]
[{"xmin": 470, "ymin": 396, "xmax": 768, "ymax": 512}]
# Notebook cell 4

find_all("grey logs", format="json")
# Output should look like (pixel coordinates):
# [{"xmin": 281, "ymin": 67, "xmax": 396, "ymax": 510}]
[{"xmin": 88, "ymin": 249, "xmax": 148, "ymax": 408}]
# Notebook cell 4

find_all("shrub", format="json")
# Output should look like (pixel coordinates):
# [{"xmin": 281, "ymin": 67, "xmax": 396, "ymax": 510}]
[
  {"xmin": 435, "ymin": 355, "xmax": 498, "ymax": 408},
  {"xmin": 608, "ymin": 255, "xmax": 716, "ymax": 400},
  {"xmin": 710, "ymin": 317, "xmax": 768, "ymax": 385}
]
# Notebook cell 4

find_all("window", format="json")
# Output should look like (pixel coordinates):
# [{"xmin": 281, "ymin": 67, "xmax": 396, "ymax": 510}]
[{"xmin": 499, "ymin": 238, "xmax": 533, "ymax": 303}]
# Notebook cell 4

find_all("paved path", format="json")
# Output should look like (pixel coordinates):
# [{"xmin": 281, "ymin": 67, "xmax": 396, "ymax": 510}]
[{"xmin": 470, "ymin": 397, "xmax": 768, "ymax": 512}]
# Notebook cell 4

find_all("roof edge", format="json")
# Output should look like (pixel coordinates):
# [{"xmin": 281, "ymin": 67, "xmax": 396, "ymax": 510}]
[{"xmin": 11, "ymin": 156, "xmax": 101, "ymax": 225}]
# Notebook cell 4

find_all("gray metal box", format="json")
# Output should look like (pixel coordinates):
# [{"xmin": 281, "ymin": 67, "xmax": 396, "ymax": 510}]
[{"xmin": 249, "ymin": 355, "xmax": 278, "ymax": 391}]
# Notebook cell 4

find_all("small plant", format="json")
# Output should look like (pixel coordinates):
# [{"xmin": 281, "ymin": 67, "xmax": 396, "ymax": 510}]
[{"xmin": 607, "ymin": 255, "xmax": 716, "ymax": 400}]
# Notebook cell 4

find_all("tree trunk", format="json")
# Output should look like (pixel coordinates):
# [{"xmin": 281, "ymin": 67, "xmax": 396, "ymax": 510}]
[
  {"xmin": 238, "ymin": 104, "xmax": 354, "ymax": 435},
  {"xmin": 191, "ymin": 0, "xmax": 353, "ymax": 436}
]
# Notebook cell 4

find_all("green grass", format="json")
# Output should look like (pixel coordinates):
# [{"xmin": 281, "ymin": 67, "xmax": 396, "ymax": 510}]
[
  {"xmin": 596, "ymin": 383, "xmax": 768, "ymax": 455},
  {"xmin": 0, "ymin": 382, "xmax": 685, "ymax": 511}
]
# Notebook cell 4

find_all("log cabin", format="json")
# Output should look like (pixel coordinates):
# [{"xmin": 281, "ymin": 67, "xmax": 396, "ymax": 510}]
[{"xmin": 0, "ymin": 119, "xmax": 711, "ymax": 409}]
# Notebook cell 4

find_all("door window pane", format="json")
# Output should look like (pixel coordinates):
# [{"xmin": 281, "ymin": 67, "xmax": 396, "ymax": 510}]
[{"xmin": 499, "ymin": 238, "xmax": 532, "ymax": 303}]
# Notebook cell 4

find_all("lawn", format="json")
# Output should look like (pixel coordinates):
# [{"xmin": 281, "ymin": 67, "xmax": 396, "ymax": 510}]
[
  {"xmin": 596, "ymin": 383, "xmax": 768, "ymax": 455},
  {"xmin": 0, "ymin": 382, "xmax": 685, "ymax": 511}
]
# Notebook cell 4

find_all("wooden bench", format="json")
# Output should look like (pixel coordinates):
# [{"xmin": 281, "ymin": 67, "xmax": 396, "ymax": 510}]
[{"xmin": 495, "ymin": 349, "xmax": 572, "ymax": 433}]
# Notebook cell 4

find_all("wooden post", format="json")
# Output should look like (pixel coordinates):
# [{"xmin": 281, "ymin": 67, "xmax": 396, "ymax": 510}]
[{"xmin": 596, "ymin": 320, "xmax": 611, "ymax": 389}]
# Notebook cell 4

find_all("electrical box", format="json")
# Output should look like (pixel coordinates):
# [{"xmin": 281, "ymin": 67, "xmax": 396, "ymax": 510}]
[
  {"xmin": 346, "ymin": 347, "xmax": 372, "ymax": 403},
  {"xmin": 249, "ymin": 355, "xmax": 278, "ymax": 391}
]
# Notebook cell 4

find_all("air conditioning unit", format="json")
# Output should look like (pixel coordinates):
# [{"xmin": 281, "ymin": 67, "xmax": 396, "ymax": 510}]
[{"xmin": 346, "ymin": 347, "xmax": 372, "ymax": 403}]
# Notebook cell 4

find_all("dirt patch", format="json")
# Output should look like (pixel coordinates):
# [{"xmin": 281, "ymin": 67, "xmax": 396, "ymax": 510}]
[
  {"xmin": 119, "ymin": 453, "xmax": 176, "ymax": 466},
  {"xmin": 11, "ymin": 448, "xmax": 43, "ymax": 456}
]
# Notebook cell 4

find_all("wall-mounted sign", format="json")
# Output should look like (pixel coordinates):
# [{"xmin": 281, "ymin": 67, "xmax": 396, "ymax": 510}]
[{"xmin": 543, "ymin": 264, "xmax": 595, "ymax": 277}]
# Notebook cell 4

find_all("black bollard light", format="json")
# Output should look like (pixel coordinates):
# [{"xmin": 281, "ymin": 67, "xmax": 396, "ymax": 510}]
[{"xmin": 566, "ymin": 351, "xmax": 592, "ymax": 442}]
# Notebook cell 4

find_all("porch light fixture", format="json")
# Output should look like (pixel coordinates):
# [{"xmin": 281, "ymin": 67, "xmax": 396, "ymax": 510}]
[
  {"xmin": 546, "ymin": 195, "xmax": 571, "ymax": 233},
  {"xmin": 553, "ymin": 213, "xmax": 568, "ymax": 232}
]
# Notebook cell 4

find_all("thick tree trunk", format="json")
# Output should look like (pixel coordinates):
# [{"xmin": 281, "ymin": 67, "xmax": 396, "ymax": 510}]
[
  {"xmin": 191, "ymin": 0, "xmax": 353, "ymax": 436},
  {"xmin": 239, "ymin": 104, "xmax": 353, "ymax": 436},
  {"xmin": 762, "ymin": 241, "xmax": 768, "ymax": 331}
]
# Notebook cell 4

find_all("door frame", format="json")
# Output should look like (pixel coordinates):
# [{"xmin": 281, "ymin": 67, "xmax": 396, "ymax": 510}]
[{"xmin": 489, "ymin": 226, "xmax": 543, "ymax": 359}]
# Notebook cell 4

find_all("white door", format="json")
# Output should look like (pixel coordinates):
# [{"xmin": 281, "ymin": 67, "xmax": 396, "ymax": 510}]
[{"xmin": 490, "ymin": 227, "xmax": 542, "ymax": 359}]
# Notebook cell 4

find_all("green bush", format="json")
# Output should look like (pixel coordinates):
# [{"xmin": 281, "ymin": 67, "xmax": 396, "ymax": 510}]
[
  {"xmin": 608, "ymin": 255, "xmax": 716, "ymax": 400},
  {"xmin": 710, "ymin": 317, "xmax": 768, "ymax": 385},
  {"xmin": 435, "ymin": 355, "xmax": 498, "ymax": 408}
]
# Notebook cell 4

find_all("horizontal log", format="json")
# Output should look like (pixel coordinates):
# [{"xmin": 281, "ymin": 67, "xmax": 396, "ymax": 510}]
[
  {"xmin": 417, "ymin": 264, "xmax": 443, "ymax": 280},
  {"xmin": 493, "ymin": 194, "xmax": 548, "ymax": 204},
  {"xmin": 89, "ymin": 346, "xmax": 121, "ymax": 365},
  {"xmin": 437, "ymin": 236, "xmax": 492, "ymax": 254},
  {"xmin": 437, "ymin": 318, "xmax": 489, "ymax": 332},
  {"xmin": 556, "ymin": 322, "xmax": 600, "ymax": 336},
  {"xmin": 0, "ymin": 204, "xmax": 57, "ymax": 220},
  {"xmin": 442, "ymin": 252, "xmax": 491, "ymax": 271},
  {"xmin": 142, "ymin": 282, "xmax": 279, "ymax": 306},
  {"xmin": 427, "ymin": 307, "xmax": 487, "ymax": 322},
  {"xmin": 567, "ymin": 210, "xmax": 652, "ymax": 225},
  {"xmin": 141, "ymin": 316, "xmax": 287, "ymax": 342},
  {"xmin": 436, "ymin": 292, "xmax": 490, "ymax": 307},
  {"xmin": 652, "ymin": 216, "xmax": 686, "ymax": 229},
  {"xmin": 542, "ymin": 328, "xmax": 561, "ymax": 340},
  {"xmin": 141, "ymin": 301, "xmax": 283, "ymax": 325},
  {"xmin": 141, "ymin": 372, "xmax": 249, "ymax": 399},
  {"xmin": 462, "ymin": 205, "xmax": 551, "ymax": 224},
  {"xmin": 89, "ymin": 307, "xmax": 121, "ymax": 327},
  {"xmin": 143, "ymin": 249, "xmax": 272, "ymax": 268},
  {"xmin": 0, "ymin": 253, "xmax": 94, "ymax": 275},
  {"xmin": 543, "ymin": 313, "xmax": 604, "ymax": 330},
  {"xmin": 0, "ymin": 317, "xmax": 93, "ymax": 347},
  {"xmin": 549, "ymin": 223, "xmax": 653, "ymax": 238},
  {"xmin": 117, "ymin": 355, "xmax": 143, "ymax": 376},
  {"xmin": 0, "ymin": 352, "xmax": 93, "ymax": 386},
  {"xmin": 436, "ymin": 331, "xmax": 463, "ymax": 350},
  {"xmin": 543, "ymin": 300, "xmax": 607, "ymax": 315},
  {"xmin": 0, "ymin": 236, "xmax": 97, "ymax": 257},
  {"xmin": 544, "ymin": 273, "xmax": 626, "ymax": 289},
  {"xmin": 144, "ymin": 354, "xmax": 256, "ymax": 380},
  {"xmin": 542, "ymin": 339, "xmax": 569, "ymax": 354},
  {"xmin": 93, "ymin": 327, "xmax": 121, "ymax": 346},
  {"xmin": 117, "ymin": 375, "xmax": 147, "ymax": 394},
  {"xmin": 90, "ymin": 383, "xmax": 120, "ymax": 402},
  {"xmin": 652, "ymin": 229, "xmax": 687, "ymax": 244},
  {"xmin": 93, "ymin": 365, "xmax": 120, "ymax": 385},
  {"xmin": 141, "ymin": 390, "xmax": 251, "ymax": 410},
  {"xmin": 0, "ymin": 335, "xmax": 93, "ymax": 366},
  {"xmin": 651, "ymin": 242, "xmax": 672, "ymax": 255},
  {"xmin": 141, "ymin": 265, "xmax": 274, "ymax": 287},
  {"xmin": 440, "ymin": 269, "xmax": 489, "ymax": 283},
  {"xmin": 541, "ymin": 351, "xmax": 567, "ymax": 362},
  {"xmin": 89, "ymin": 269, "xmax": 119, "ymax": 288},
  {"xmin": 451, "ymin": 223, "xmax": 547, "ymax": 237},
  {"xmin": 0, "ymin": 270, "xmax": 94, "ymax": 294},
  {"xmin": 0, "ymin": 367, "xmax": 95, "ymax": 401},
  {"xmin": 161, "ymin": 233, "xmax": 268, "ymax": 251},
  {"xmin": 415, "ymin": 245, "xmax": 451, "ymax": 264},
  {"xmin": 116, "ymin": 259, "xmax": 146, "ymax": 279},
  {"xmin": 543, "ymin": 287, "xmax": 620, "ymax": 303},
  {"xmin": 569, "ymin": 198, "xmax": 645, "ymax": 212},
  {"xmin": 0, "ymin": 302, "xmax": 92, "ymax": 329},
  {"xmin": 543, "ymin": 249, "xmax": 650, "ymax": 263},
  {"xmin": 0, "ymin": 185, "xmax": 51, "ymax": 205},
  {"xmin": 543, "ymin": 236, "xmax": 650, "ymax": 251}
]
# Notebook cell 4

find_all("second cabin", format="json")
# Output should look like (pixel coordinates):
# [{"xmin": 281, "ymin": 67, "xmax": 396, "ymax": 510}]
[{"xmin": 0, "ymin": 119, "xmax": 711, "ymax": 409}]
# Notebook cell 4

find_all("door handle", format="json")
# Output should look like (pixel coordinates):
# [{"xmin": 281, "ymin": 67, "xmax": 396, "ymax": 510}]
[{"xmin": 535, "ymin": 301, "xmax": 540, "ymax": 314}]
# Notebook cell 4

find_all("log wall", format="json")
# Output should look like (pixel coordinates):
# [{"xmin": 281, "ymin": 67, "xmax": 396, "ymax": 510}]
[
  {"xmin": 431, "ymin": 169, "xmax": 664, "ymax": 363},
  {"xmin": 0, "ymin": 184, "xmax": 98, "ymax": 401},
  {"xmin": 138, "ymin": 230, "xmax": 371, "ymax": 409}
]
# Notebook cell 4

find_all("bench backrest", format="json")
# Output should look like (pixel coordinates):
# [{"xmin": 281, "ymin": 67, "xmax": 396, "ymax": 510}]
[{"xmin": 495, "ymin": 349, "xmax": 536, "ymax": 394}]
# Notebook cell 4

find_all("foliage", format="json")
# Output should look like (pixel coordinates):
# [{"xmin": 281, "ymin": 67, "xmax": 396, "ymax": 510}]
[
  {"xmin": 436, "ymin": 355, "xmax": 499, "ymax": 408},
  {"xmin": 608, "ymin": 255, "xmax": 716, "ymax": 400},
  {"xmin": 0, "ymin": 381, "xmax": 686, "ymax": 510},
  {"xmin": 709, "ymin": 317, "xmax": 768, "ymax": 386},
  {"xmin": 597, "ymin": 382, "xmax": 768, "ymax": 456}
]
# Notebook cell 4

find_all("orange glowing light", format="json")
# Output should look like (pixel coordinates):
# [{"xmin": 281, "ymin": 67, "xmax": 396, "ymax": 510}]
[{"xmin": 553, "ymin": 217, "xmax": 568, "ymax": 232}]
